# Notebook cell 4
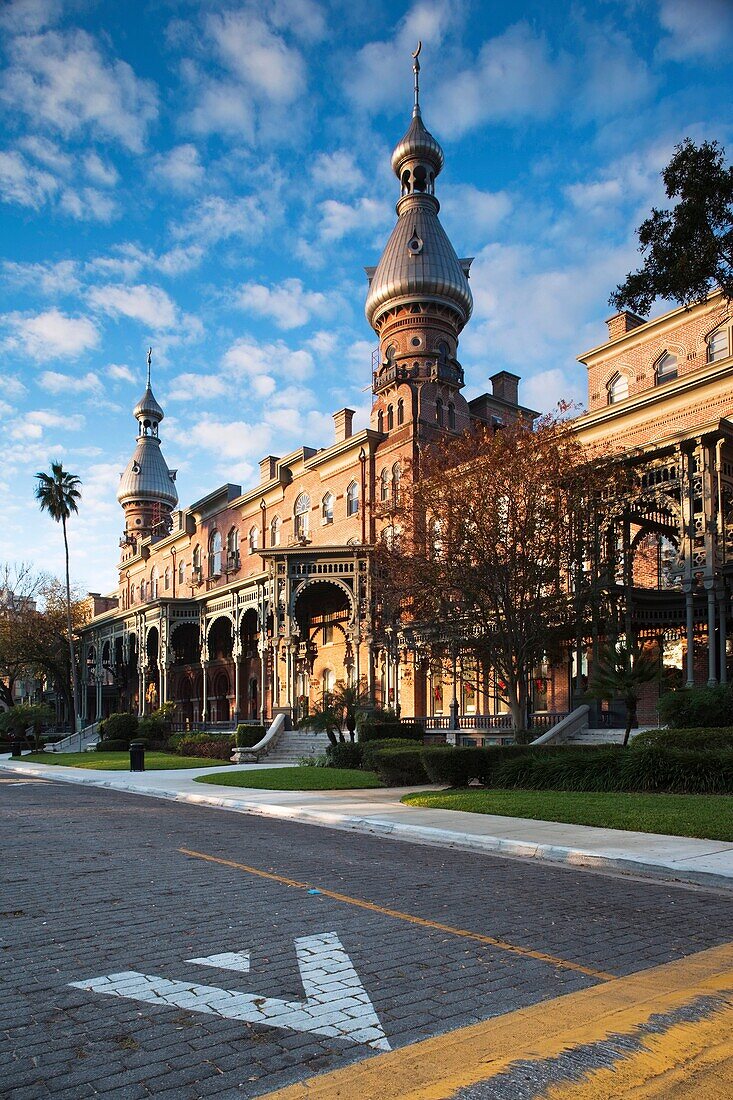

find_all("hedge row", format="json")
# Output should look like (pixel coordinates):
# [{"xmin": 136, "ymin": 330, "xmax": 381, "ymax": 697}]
[
  {"xmin": 176, "ymin": 737, "xmax": 233, "ymax": 760},
  {"xmin": 633, "ymin": 727, "xmax": 733, "ymax": 751},
  {"xmin": 658, "ymin": 685, "xmax": 733, "ymax": 729},
  {"xmin": 358, "ymin": 721, "xmax": 424, "ymax": 744}
]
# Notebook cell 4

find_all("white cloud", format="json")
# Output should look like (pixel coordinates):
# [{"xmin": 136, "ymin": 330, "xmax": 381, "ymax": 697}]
[
  {"xmin": 27, "ymin": 409, "xmax": 85, "ymax": 431},
  {"xmin": 441, "ymin": 184, "xmax": 511, "ymax": 238},
  {"xmin": 85, "ymin": 244, "xmax": 149, "ymax": 281},
  {"xmin": 0, "ymin": 149, "xmax": 58, "ymax": 208},
  {"xmin": 59, "ymin": 186, "xmax": 118, "ymax": 222},
  {"xmin": 311, "ymin": 151, "xmax": 366, "ymax": 195},
  {"xmin": 4, "ymin": 375, "xmax": 27, "ymax": 399},
  {"xmin": 38, "ymin": 370, "xmax": 102, "ymax": 395},
  {"xmin": 657, "ymin": 0, "xmax": 733, "ymax": 60},
  {"xmin": 153, "ymin": 143, "xmax": 205, "ymax": 192},
  {"xmin": 156, "ymin": 245, "xmax": 205, "ymax": 276},
  {"xmin": 172, "ymin": 416, "xmax": 271, "ymax": 462},
  {"xmin": 577, "ymin": 24, "xmax": 654, "ymax": 119},
  {"xmin": 223, "ymin": 337, "xmax": 314, "ymax": 381},
  {"xmin": 18, "ymin": 134, "xmax": 72, "ymax": 174},
  {"xmin": 167, "ymin": 372, "xmax": 229, "ymax": 403},
  {"xmin": 84, "ymin": 152, "xmax": 119, "ymax": 187},
  {"xmin": 268, "ymin": 0, "xmax": 327, "ymax": 43},
  {"xmin": 204, "ymin": 9, "xmax": 306, "ymax": 104},
  {"xmin": 185, "ymin": 74, "xmax": 255, "ymax": 141},
  {"xmin": 432, "ymin": 23, "xmax": 565, "ymax": 136},
  {"xmin": 236, "ymin": 278, "xmax": 329, "ymax": 329},
  {"xmin": 174, "ymin": 193, "xmax": 272, "ymax": 246},
  {"xmin": 1, "ymin": 29, "xmax": 158, "ymax": 152},
  {"xmin": 521, "ymin": 368, "xmax": 584, "ymax": 414},
  {"xmin": 0, "ymin": 0, "xmax": 62, "ymax": 34},
  {"xmin": 3, "ymin": 259, "xmax": 80, "ymax": 296},
  {"xmin": 316, "ymin": 196, "xmax": 389, "ymax": 242},
  {"xmin": 87, "ymin": 283, "xmax": 179, "ymax": 329},
  {"xmin": 107, "ymin": 363, "xmax": 136, "ymax": 383},
  {"xmin": 2, "ymin": 307, "xmax": 99, "ymax": 360}
]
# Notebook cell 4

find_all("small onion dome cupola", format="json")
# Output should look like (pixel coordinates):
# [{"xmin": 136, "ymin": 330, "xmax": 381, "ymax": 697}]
[
  {"xmin": 365, "ymin": 43, "xmax": 473, "ymax": 333},
  {"xmin": 117, "ymin": 348, "xmax": 178, "ymax": 512}
]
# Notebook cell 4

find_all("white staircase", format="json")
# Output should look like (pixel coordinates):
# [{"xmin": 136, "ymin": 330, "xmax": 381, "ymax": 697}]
[
  {"xmin": 45, "ymin": 722, "xmax": 100, "ymax": 753},
  {"xmin": 565, "ymin": 727, "xmax": 648, "ymax": 745},
  {"xmin": 263, "ymin": 729, "xmax": 333, "ymax": 764}
]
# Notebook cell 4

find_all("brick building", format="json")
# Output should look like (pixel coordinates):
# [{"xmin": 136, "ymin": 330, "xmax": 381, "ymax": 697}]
[{"xmin": 80, "ymin": 57, "xmax": 733, "ymax": 735}]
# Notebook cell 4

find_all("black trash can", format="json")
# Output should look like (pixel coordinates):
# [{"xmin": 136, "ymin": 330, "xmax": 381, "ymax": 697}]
[
  {"xmin": 11, "ymin": 741, "xmax": 22, "ymax": 758},
  {"xmin": 129, "ymin": 741, "xmax": 145, "ymax": 772}
]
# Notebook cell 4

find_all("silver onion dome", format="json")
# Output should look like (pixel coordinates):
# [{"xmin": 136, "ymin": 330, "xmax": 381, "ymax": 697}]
[
  {"xmin": 117, "ymin": 438, "xmax": 178, "ymax": 508},
  {"xmin": 133, "ymin": 383, "xmax": 165, "ymax": 425},
  {"xmin": 391, "ymin": 112, "xmax": 444, "ymax": 178}
]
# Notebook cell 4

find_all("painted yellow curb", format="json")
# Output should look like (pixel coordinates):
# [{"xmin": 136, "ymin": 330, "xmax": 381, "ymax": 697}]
[{"xmin": 260, "ymin": 941, "xmax": 733, "ymax": 1100}]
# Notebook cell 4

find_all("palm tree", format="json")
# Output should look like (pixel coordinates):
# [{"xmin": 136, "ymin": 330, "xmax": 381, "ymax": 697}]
[
  {"xmin": 35, "ymin": 462, "xmax": 82, "ymax": 734},
  {"xmin": 303, "ymin": 677, "xmax": 371, "ymax": 744},
  {"xmin": 589, "ymin": 638, "xmax": 661, "ymax": 746}
]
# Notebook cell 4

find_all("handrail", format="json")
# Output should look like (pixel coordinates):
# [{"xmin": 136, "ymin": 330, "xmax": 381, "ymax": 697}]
[
  {"xmin": 530, "ymin": 705, "xmax": 590, "ymax": 746},
  {"xmin": 231, "ymin": 714, "xmax": 286, "ymax": 762}
]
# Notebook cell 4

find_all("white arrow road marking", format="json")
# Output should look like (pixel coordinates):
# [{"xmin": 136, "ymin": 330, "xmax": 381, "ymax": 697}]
[
  {"xmin": 186, "ymin": 951, "xmax": 251, "ymax": 973},
  {"xmin": 69, "ymin": 931, "xmax": 390, "ymax": 1051}
]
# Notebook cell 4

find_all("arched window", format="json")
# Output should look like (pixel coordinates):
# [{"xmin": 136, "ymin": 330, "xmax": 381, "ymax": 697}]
[
  {"xmin": 178, "ymin": 561, "xmax": 185, "ymax": 586},
  {"xmin": 227, "ymin": 527, "xmax": 239, "ymax": 562},
  {"xmin": 448, "ymin": 401, "xmax": 456, "ymax": 430},
  {"xmin": 397, "ymin": 398, "xmax": 404, "ymax": 426},
  {"xmin": 192, "ymin": 545, "xmax": 201, "ymax": 577},
  {"xmin": 140, "ymin": 579, "xmax": 147, "ymax": 601},
  {"xmin": 656, "ymin": 351, "xmax": 678, "ymax": 384},
  {"xmin": 436, "ymin": 397, "xmax": 444, "ymax": 426},
  {"xmin": 346, "ymin": 481, "xmax": 359, "ymax": 516},
  {"xmin": 248, "ymin": 525, "xmax": 259, "ymax": 553},
  {"xmin": 150, "ymin": 567, "xmax": 158, "ymax": 599},
  {"xmin": 322, "ymin": 668, "xmax": 334, "ymax": 701},
  {"xmin": 429, "ymin": 517, "xmax": 443, "ymax": 559},
  {"xmin": 322, "ymin": 492, "xmax": 334, "ymax": 524},
  {"xmin": 130, "ymin": 585, "xmax": 136, "ymax": 605},
  {"xmin": 377, "ymin": 410, "xmax": 384, "ymax": 433},
  {"xmin": 209, "ymin": 530, "xmax": 222, "ymax": 576},
  {"xmin": 392, "ymin": 463, "xmax": 401, "ymax": 501},
  {"xmin": 294, "ymin": 492, "xmax": 310, "ymax": 539},
  {"xmin": 607, "ymin": 373, "xmax": 628, "ymax": 404},
  {"xmin": 387, "ymin": 404, "xmax": 394, "ymax": 431},
  {"xmin": 164, "ymin": 567, "xmax": 170, "ymax": 591},
  {"xmin": 270, "ymin": 515, "xmax": 281, "ymax": 547},
  {"xmin": 380, "ymin": 468, "xmax": 389, "ymax": 503},
  {"xmin": 708, "ymin": 328, "xmax": 729, "ymax": 363}
]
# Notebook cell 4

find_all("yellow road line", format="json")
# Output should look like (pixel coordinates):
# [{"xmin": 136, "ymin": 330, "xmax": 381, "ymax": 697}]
[
  {"xmin": 260, "ymin": 941, "xmax": 733, "ymax": 1100},
  {"xmin": 177, "ymin": 846, "xmax": 614, "ymax": 981}
]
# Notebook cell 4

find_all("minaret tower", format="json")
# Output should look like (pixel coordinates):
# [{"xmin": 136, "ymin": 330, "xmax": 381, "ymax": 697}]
[
  {"xmin": 117, "ymin": 349, "xmax": 178, "ymax": 555},
  {"xmin": 365, "ymin": 43, "xmax": 473, "ymax": 435}
]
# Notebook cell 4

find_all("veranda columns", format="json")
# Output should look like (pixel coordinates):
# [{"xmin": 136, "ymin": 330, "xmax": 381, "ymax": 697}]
[
  {"xmin": 201, "ymin": 660, "xmax": 208, "ymax": 723},
  {"xmin": 706, "ymin": 582, "xmax": 717, "ymax": 686},
  {"xmin": 234, "ymin": 650, "xmax": 240, "ymax": 719},
  {"xmin": 685, "ymin": 587, "xmax": 695, "ymax": 687},
  {"xmin": 719, "ymin": 589, "xmax": 728, "ymax": 685}
]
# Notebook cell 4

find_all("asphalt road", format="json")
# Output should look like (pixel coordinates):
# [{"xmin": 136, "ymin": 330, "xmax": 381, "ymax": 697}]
[{"xmin": 3, "ymin": 772, "xmax": 733, "ymax": 1099}]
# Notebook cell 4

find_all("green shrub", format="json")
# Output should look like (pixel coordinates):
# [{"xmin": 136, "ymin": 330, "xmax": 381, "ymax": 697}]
[
  {"xmin": 235, "ymin": 724, "xmax": 266, "ymax": 748},
  {"xmin": 176, "ymin": 737, "xmax": 233, "ymax": 760},
  {"xmin": 633, "ymin": 726, "xmax": 733, "ymax": 751},
  {"xmin": 657, "ymin": 685, "xmax": 733, "ymax": 729},
  {"xmin": 359, "ymin": 720, "xmax": 424, "ymax": 743},
  {"xmin": 420, "ymin": 746, "xmax": 488, "ymax": 786},
  {"xmin": 172, "ymin": 732, "xmax": 234, "ymax": 749},
  {"xmin": 360, "ymin": 738, "xmax": 422, "ymax": 771},
  {"xmin": 370, "ymin": 745, "xmax": 429, "ymax": 786},
  {"xmin": 138, "ymin": 716, "xmax": 166, "ymax": 742},
  {"xmin": 326, "ymin": 742, "xmax": 364, "ymax": 769},
  {"xmin": 99, "ymin": 713, "xmax": 138, "ymax": 742},
  {"xmin": 96, "ymin": 739, "xmax": 130, "ymax": 752},
  {"xmin": 298, "ymin": 754, "xmax": 329, "ymax": 767}
]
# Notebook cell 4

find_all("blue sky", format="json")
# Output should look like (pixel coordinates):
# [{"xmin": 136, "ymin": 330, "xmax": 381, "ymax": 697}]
[{"xmin": 2, "ymin": 0, "xmax": 732, "ymax": 596}]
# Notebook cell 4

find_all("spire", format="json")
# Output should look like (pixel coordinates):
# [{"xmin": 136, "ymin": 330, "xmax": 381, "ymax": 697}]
[
  {"xmin": 146, "ymin": 346, "xmax": 152, "ymax": 388},
  {"xmin": 133, "ymin": 348, "xmax": 165, "ymax": 437},
  {"xmin": 412, "ymin": 40, "xmax": 421, "ymax": 118}
]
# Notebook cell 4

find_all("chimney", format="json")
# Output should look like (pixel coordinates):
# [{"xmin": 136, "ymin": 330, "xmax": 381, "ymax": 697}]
[
  {"xmin": 259, "ymin": 456, "xmax": 279, "ymax": 482},
  {"xmin": 605, "ymin": 310, "xmax": 646, "ymax": 341},
  {"xmin": 333, "ymin": 408, "xmax": 355, "ymax": 443},
  {"xmin": 490, "ymin": 371, "xmax": 520, "ymax": 406}
]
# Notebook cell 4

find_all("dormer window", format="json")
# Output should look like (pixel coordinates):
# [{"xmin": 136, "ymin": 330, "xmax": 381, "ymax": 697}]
[
  {"xmin": 708, "ymin": 328, "xmax": 729, "ymax": 363},
  {"xmin": 607, "ymin": 373, "xmax": 629, "ymax": 404},
  {"xmin": 655, "ymin": 352, "xmax": 678, "ymax": 384}
]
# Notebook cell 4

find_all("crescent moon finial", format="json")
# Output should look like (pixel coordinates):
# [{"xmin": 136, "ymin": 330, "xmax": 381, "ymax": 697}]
[
  {"xmin": 412, "ymin": 40, "xmax": 422, "ymax": 60},
  {"xmin": 412, "ymin": 41, "xmax": 422, "ymax": 116}
]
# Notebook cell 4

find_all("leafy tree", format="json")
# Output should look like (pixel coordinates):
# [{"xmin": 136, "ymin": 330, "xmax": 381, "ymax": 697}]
[
  {"xmin": 588, "ymin": 639, "xmax": 661, "ymax": 747},
  {"xmin": 0, "ymin": 703, "xmax": 55, "ymax": 748},
  {"xmin": 377, "ymin": 415, "xmax": 616, "ymax": 734},
  {"xmin": 303, "ymin": 677, "xmax": 370, "ymax": 744},
  {"xmin": 610, "ymin": 139, "xmax": 733, "ymax": 314},
  {"xmin": 35, "ymin": 463, "xmax": 82, "ymax": 731}
]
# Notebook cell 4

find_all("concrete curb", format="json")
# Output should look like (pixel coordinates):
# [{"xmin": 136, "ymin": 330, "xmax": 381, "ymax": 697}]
[{"xmin": 5, "ymin": 759, "xmax": 733, "ymax": 891}]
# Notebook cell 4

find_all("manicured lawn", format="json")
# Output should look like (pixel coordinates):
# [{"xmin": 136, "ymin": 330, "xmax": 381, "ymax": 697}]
[
  {"xmin": 400, "ymin": 788, "xmax": 733, "ymax": 841},
  {"xmin": 21, "ymin": 751, "xmax": 231, "ymax": 770},
  {"xmin": 195, "ymin": 766, "xmax": 383, "ymax": 791}
]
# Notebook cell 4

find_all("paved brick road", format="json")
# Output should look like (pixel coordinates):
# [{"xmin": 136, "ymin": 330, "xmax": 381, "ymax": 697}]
[{"xmin": 3, "ymin": 774, "xmax": 733, "ymax": 1099}]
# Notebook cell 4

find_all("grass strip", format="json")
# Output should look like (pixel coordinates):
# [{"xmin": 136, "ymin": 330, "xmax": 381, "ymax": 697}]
[
  {"xmin": 401, "ymin": 787, "xmax": 733, "ymax": 841},
  {"xmin": 195, "ymin": 766, "xmax": 383, "ymax": 790}
]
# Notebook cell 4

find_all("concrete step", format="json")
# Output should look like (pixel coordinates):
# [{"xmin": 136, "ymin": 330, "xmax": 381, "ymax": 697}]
[{"xmin": 565, "ymin": 728, "xmax": 647, "ymax": 745}]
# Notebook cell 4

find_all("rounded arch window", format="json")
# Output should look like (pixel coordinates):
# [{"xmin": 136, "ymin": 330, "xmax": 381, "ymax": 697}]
[
  {"xmin": 209, "ymin": 530, "xmax": 222, "ymax": 576},
  {"xmin": 397, "ymin": 397, "xmax": 405, "ymax": 425},
  {"xmin": 387, "ymin": 404, "xmax": 394, "ymax": 431},
  {"xmin": 227, "ymin": 527, "xmax": 239, "ymax": 556},
  {"xmin": 436, "ymin": 397, "xmax": 444, "ymax": 425},
  {"xmin": 655, "ymin": 351, "xmax": 678, "ymax": 384},
  {"xmin": 140, "ymin": 579, "xmax": 147, "ymax": 601},
  {"xmin": 164, "ymin": 567, "xmax": 170, "ymax": 591},
  {"xmin": 346, "ymin": 481, "xmax": 359, "ymax": 517},
  {"xmin": 248, "ymin": 525, "xmax": 259, "ymax": 553},
  {"xmin": 322, "ymin": 492, "xmax": 334, "ymax": 524},
  {"xmin": 150, "ymin": 566, "xmax": 158, "ymax": 599},
  {"xmin": 607, "ymin": 373, "xmax": 629, "ymax": 404},
  {"xmin": 294, "ymin": 492, "xmax": 310, "ymax": 539},
  {"xmin": 380, "ymin": 467, "xmax": 389, "ymax": 503},
  {"xmin": 270, "ymin": 515, "xmax": 281, "ymax": 547},
  {"xmin": 377, "ymin": 410, "xmax": 384, "ymax": 433},
  {"xmin": 178, "ymin": 561, "xmax": 185, "ymax": 586},
  {"xmin": 193, "ymin": 545, "xmax": 201, "ymax": 573},
  {"xmin": 448, "ymin": 401, "xmax": 456, "ymax": 430},
  {"xmin": 401, "ymin": 169, "xmax": 411, "ymax": 196},
  {"xmin": 392, "ymin": 463, "xmax": 401, "ymax": 500},
  {"xmin": 708, "ymin": 328, "xmax": 729, "ymax": 363}
]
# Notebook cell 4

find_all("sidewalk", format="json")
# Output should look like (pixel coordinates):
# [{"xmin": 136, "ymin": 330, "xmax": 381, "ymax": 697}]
[{"xmin": 2, "ymin": 753, "xmax": 732, "ymax": 890}]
